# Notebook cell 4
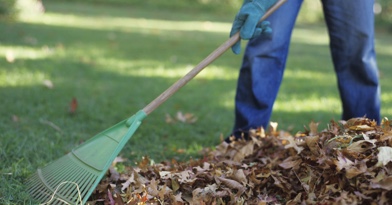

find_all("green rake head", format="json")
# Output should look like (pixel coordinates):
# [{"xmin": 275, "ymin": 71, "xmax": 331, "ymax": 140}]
[{"xmin": 26, "ymin": 110, "xmax": 146, "ymax": 204}]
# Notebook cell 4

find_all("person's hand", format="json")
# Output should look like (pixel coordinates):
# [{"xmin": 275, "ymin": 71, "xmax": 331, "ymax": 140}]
[{"xmin": 230, "ymin": 0, "xmax": 277, "ymax": 54}]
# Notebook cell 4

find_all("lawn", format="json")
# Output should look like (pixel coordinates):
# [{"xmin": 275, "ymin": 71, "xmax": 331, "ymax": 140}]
[{"xmin": 1, "ymin": 1, "xmax": 392, "ymax": 204}]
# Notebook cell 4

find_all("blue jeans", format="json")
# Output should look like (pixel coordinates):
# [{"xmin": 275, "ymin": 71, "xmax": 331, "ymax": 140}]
[{"xmin": 232, "ymin": 0, "xmax": 380, "ymax": 138}]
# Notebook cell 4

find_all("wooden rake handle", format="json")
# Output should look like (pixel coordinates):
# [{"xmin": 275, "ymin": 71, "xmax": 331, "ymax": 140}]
[{"xmin": 143, "ymin": 0, "xmax": 287, "ymax": 115}]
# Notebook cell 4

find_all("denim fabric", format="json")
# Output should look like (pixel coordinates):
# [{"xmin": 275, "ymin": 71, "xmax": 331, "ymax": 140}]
[{"xmin": 231, "ymin": 0, "xmax": 380, "ymax": 139}]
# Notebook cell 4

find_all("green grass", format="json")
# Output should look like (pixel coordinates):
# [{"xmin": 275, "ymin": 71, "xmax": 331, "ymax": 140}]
[{"xmin": 1, "ymin": 1, "xmax": 392, "ymax": 204}]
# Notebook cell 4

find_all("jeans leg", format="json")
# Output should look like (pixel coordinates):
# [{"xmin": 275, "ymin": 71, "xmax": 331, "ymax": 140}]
[
  {"xmin": 232, "ymin": 0, "xmax": 303, "ymax": 138},
  {"xmin": 321, "ymin": 0, "xmax": 381, "ymax": 123}
]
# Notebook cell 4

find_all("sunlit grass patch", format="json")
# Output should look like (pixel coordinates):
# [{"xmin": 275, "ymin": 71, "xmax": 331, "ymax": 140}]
[
  {"xmin": 381, "ymin": 93, "xmax": 392, "ymax": 117},
  {"xmin": 0, "ymin": 46, "xmax": 55, "ymax": 60},
  {"xmin": 95, "ymin": 57, "xmax": 238, "ymax": 80},
  {"xmin": 0, "ymin": 69, "xmax": 48, "ymax": 87},
  {"xmin": 274, "ymin": 96, "xmax": 341, "ymax": 113},
  {"xmin": 19, "ymin": 12, "xmax": 231, "ymax": 34},
  {"xmin": 291, "ymin": 25, "xmax": 329, "ymax": 45}
]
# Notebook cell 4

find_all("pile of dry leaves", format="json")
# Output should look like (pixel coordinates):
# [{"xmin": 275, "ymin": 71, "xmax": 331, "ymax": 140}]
[{"xmin": 88, "ymin": 118, "xmax": 392, "ymax": 204}]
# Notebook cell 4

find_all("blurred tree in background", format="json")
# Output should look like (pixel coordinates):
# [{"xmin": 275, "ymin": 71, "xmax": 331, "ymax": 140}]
[
  {"xmin": 376, "ymin": 0, "xmax": 392, "ymax": 29},
  {"xmin": 51, "ymin": 0, "xmax": 392, "ymax": 27},
  {"xmin": 0, "ymin": 0, "xmax": 45, "ymax": 20},
  {"xmin": 0, "ymin": 0, "xmax": 17, "ymax": 20},
  {"xmin": 2, "ymin": 0, "xmax": 391, "ymax": 27}
]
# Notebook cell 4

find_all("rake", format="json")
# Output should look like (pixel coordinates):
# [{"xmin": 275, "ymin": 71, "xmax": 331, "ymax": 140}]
[{"xmin": 26, "ymin": 1, "xmax": 286, "ymax": 204}]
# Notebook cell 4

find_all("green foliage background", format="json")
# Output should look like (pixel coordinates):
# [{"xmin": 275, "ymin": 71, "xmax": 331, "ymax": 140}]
[
  {"xmin": 2, "ymin": 0, "xmax": 392, "ymax": 26},
  {"xmin": 0, "ymin": 0, "xmax": 17, "ymax": 20},
  {"xmin": 377, "ymin": 0, "xmax": 392, "ymax": 27},
  {"xmin": 55, "ymin": 0, "xmax": 391, "ymax": 23}
]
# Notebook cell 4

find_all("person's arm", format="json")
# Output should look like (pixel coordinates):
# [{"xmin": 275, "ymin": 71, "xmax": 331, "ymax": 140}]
[{"xmin": 230, "ymin": 0, "xmax": 277, "ymax": 54}]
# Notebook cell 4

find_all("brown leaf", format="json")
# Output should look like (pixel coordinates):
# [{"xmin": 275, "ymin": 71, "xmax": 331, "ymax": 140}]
[
  {"xmin": 279, "ymin": 134, "xmax": 304, "ymax": 154},
  {"xmin": 171, "ymin": 178, "xmax": 180, "ymax": 192},
  {"xmin": 309, "ymin": 121, "xmax": 319, "ymax": 136},
  {"xmin": 346, "ymin": 139, "xmax": 376, "ymax": 154},
  {"xmin": 271, "ymin": 174, "xmax": 292, "ymax": 193},
  {"xmin": 158, "ymin": 184, "xmax": 170, "ymax": 202},
  {"xmin": 172, "ymin": 170, "xmax": 196, "ymax": 184},
  {"xmin": 231, "ymin": 169, "xmax": 247, "ymax": 185},
  {"xmin": 173, "ymin": 192, "xmax": 185, "ymax": 204},
  {"xmin": 232, "ymin": 140, "xmax": 255, "ymax": 162},
  {"xmin": 192, "ymin": 184, "xmax": 218, "ymax": 202},
  {"xmin": 176, "ymin": 111, "xmax": 197, "ymax": 124},
  {"xmin": 69, "ymin": 97, "xmax": 78, "ymax": 114},
  {"xmin": 371, "ymin": 176, "xmax": 392, "ymax": 190},
  {"xmin": 305, "ymin": 135, "xmax": 320, "ymax": 156},
  {"xmin": 165, "ymin": 113, "xmax": 175, "ymax": 124},
  {"xmin": 279, "ymin": 156, "xmax": 302, "ymax": 169},
  {"xmin": 109, "ymin": 167, "xmax": 120, "ymax": 182},
  {"xmin": 147, "ymin": 179, "xmax": 159, "ymax": 196},
  {"xmin": 286, "ymin": 193, "xmax": 302, "ymax": 205},
  {"xmin": 215, "ymin": 176, "xmax": 245, "ymax": 196},
  {"xmin": 345, "ymin": 160, "xmax": 367, "ymax": 179},
  {"xmin": 107, "ymin": 189, "xmax": 115, "ymax": 205},
  {"xmin": 137, "ymin": 156, "xmax": 150, "ymax": 171},
  {"xmin": 121, "ymin": 171, "xmax": 137, "ymax": 191},
  {"xmin": 334, "ymin": 153, "xmax": 354, "ymax": 171}
]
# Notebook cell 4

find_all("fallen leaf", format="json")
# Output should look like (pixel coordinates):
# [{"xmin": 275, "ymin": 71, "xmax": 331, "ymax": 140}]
[
  {"xmin": 371, "ymin": 176, "xmax": 392, "ymax": 190},
  {"xmin": 173, "ymin": 192, "xmax": 185, "ymax": 204},
  {"xmin": 334, "ymin": 153, "xmax": 354, "ymax": 171},
  {"xmin": 305, "ymin": 135, "xmax": 320, "ymax": 156},
  {"xmin": 165, "ymin": 113, "xmax": 175, "ymax": 124},
  {"xmin": 376, "ymin": 146, "xmax": 392, "ymax": 167},
  {"xmin": 233, "ymin": 140, "xmax": 255, "ymax": 162},
  {"xmin": 279, "ymin": 156, "xmax": 302, "ymax": 169},
  {"xmin": 309, "ymin": 121, "xmax": 319, "ymax": 136},
  {"xmin": 176, "ymin": 111, "xmax": 197, "ymax": 124},
  {"xmin": 69, "ymin": 97, "xmax": 78, "ymax": 115},
  {"xmin": 349, "ymin": 125, "xmax": 375, "ymax": 131},
  {"xmin": 346, "ymin": 139, "xmax": 376, "ymax": 154},
  {"xmin": 231, "ymin": 169, "xmax": 247, "ymax": 185},
  {"xmin": 279, "ymin": 134, "xmax": 304, "ymax": 154},
  {"xmin": 11, "ymin": 115, "xmax": 19, "ymax": 123},
  {"xmin": 345, "ymin": 160, "xmax": 367, "ymax": 179},
  {"xmin": 171, "ymin": 178, "xmax": 180, "ymax": 192},
  {"xmin": 107, "ymin": 189, "xmax": 115, "ymax": 205},
  {"xmin": 192, "ymin": 183, "xmax": 217, "ymax": 202},
  {"xmin": 43, "ymin": 79, "xmax": 54, "ymax": 89},
  {"xmin": 121, "ymin": 171, "xmax": 136, "ymax": 191},
  {"xmin": 109, "ymin": 167, "xmax": 120, "ymax": 181},
  {"xmin": 112, "ymin": 156, "xmax": 127, "ymax": 167},
  {"xmin": 147, "ymin": 179, "xmax": 159, "ymax": 196},
  {"xmin": 215, "ymin": 176, "xmax": 245, "ymax": 196}
]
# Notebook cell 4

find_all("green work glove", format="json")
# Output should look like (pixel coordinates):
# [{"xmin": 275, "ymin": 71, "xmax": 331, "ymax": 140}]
[{"xmin": 230, "ymin": 0, "xmax": 277, "ymax": 54}]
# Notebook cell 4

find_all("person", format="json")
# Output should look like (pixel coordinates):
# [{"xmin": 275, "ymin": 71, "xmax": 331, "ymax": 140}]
[{"xmin": 228, "ymin": 0, "xmax": 381, "ymax": 141}]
